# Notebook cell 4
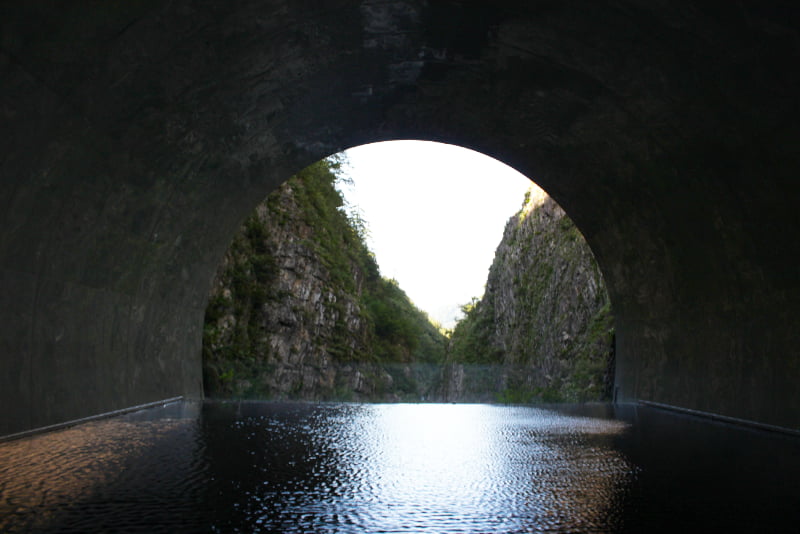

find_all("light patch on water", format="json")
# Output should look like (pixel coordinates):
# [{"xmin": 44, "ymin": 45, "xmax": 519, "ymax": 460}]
[{"xmin": 5, "ymin": 401, "xmax": 795, "ymax": 532}]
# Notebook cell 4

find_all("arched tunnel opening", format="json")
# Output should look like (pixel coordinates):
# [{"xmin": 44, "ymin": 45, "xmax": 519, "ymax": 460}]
[
  {"xmin": 3, "ymin": 1, "xmax": 800, "ymax": 529},
  {"xmin": 200, "ymin": 140, "xmax": 616, "ymax": 405},
  {"xmin": 1, "ymin": 0, "xmax": 799, "ymax": 439}
]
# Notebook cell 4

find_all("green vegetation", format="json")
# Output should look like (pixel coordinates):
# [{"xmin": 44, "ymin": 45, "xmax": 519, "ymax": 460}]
[
  {"xmin": 447, "ymin": 297, "xmax": 500, "ymax": 365},
  {"xmin": 366, "ymin": 277, "xmax": 445, "ymax": 364},
  {"xmin": 557, "ymin": 301, "xmax": 615, "ymax": 402},
  {"xmin": 202, "ymin": 157, "xmax": 446, "ymax": 399}
]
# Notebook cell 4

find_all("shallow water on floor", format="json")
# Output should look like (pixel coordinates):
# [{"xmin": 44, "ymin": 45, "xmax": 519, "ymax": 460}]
[{"xmin": 1, "ymin": 401, "xmax": 798, "ymax": 533}]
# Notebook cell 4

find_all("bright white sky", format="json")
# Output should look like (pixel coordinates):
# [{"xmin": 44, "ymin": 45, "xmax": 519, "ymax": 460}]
[{"xmin": 339, "ymin": 140, "xmax": 540, "ymax": 329}]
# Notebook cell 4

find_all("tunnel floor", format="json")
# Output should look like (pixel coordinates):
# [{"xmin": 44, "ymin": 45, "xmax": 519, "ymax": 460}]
[{"xmin": 1, "ymin": 400, "xmax": 798, "ymax": 533}]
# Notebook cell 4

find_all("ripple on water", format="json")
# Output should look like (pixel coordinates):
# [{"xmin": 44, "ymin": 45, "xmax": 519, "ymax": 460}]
[
  {"xmin": 196, "ymin": 403, "xmax": 635, "ymax": 533},
  {"xmin": 7, "ymin": 401, "xmax": 796, "ymax": 532}
]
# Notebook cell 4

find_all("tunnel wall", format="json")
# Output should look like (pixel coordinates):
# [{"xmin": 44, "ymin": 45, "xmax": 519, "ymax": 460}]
[{"xmin": 1, "ymin": 1, "xmax": 799, "ymax": 435}]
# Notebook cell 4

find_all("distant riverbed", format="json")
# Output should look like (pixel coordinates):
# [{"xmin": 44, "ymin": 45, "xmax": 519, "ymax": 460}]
[{"xmin": 1, "ymin": 401, "xmax": 798, "ymax": 532}]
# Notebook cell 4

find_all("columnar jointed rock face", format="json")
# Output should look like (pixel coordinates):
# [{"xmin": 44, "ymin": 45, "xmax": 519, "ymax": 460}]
[{"xmin": 446, "ymin": 191, "xmax": 613, "ymax": 402}]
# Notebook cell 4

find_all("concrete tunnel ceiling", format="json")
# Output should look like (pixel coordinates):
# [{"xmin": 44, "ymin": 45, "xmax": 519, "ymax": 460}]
[{"xmin": 2, "ymin": 1, "xmax": 800, "ymax": 435}]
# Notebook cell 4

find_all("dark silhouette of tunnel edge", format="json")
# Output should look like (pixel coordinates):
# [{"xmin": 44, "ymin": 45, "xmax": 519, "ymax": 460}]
[{"xmin": 2, "ymin": 1, "xmax": 799, "ymax": 435}]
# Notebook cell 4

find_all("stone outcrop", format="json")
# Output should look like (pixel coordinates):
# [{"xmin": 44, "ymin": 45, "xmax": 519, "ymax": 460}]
[
  {"xmin": 445, "ymin": 190, "xmax": 614, "ymax": 402},
  {"xmin": 203, "ymin": 160, "xmax": 445, "ymax": 400}
]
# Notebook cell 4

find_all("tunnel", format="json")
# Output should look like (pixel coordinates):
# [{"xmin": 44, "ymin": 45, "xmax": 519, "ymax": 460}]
[{"xmin": 1, "ymin": 1, "xmax": 799, "ymax": 436}]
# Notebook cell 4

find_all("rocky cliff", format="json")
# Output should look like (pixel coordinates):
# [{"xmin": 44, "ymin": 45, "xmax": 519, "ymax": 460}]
[
  {"xmin": 445, "ymin": 189, "xmax": 614, "ymax": 402},
  {"xmin": 203, "ymin": 159, "xmax": 445, "ymax": 401}
]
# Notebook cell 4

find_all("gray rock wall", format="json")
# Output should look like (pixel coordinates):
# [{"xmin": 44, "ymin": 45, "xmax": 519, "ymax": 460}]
[
  {"xmin": 205, "ymin": 178, "xmax": 371, "ymax": 399},
  {"xmin": 445, "ymin": 191, "xmax": 613, "ymax": 402},
  {"xmin": 202, "ymin": 164, "xmax": 445, "ymax": 401}
]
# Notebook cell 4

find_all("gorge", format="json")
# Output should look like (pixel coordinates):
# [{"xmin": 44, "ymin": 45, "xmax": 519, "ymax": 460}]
[{"xmin": 203, "ymin": 156, "xmax": 612, "ymax": 402}]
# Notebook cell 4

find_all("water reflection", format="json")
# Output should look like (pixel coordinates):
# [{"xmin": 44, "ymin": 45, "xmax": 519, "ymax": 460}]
[
  {"xmin": 1, "ymin": 401, "xmax": 799, "ymax": 532},
  {"xmin": 312, "ymin": 404, "xmax": 634, "ymax": 533},
  {"xmin": 198, "ymin": 402, "xmax": 633, "ymax": 533}
]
